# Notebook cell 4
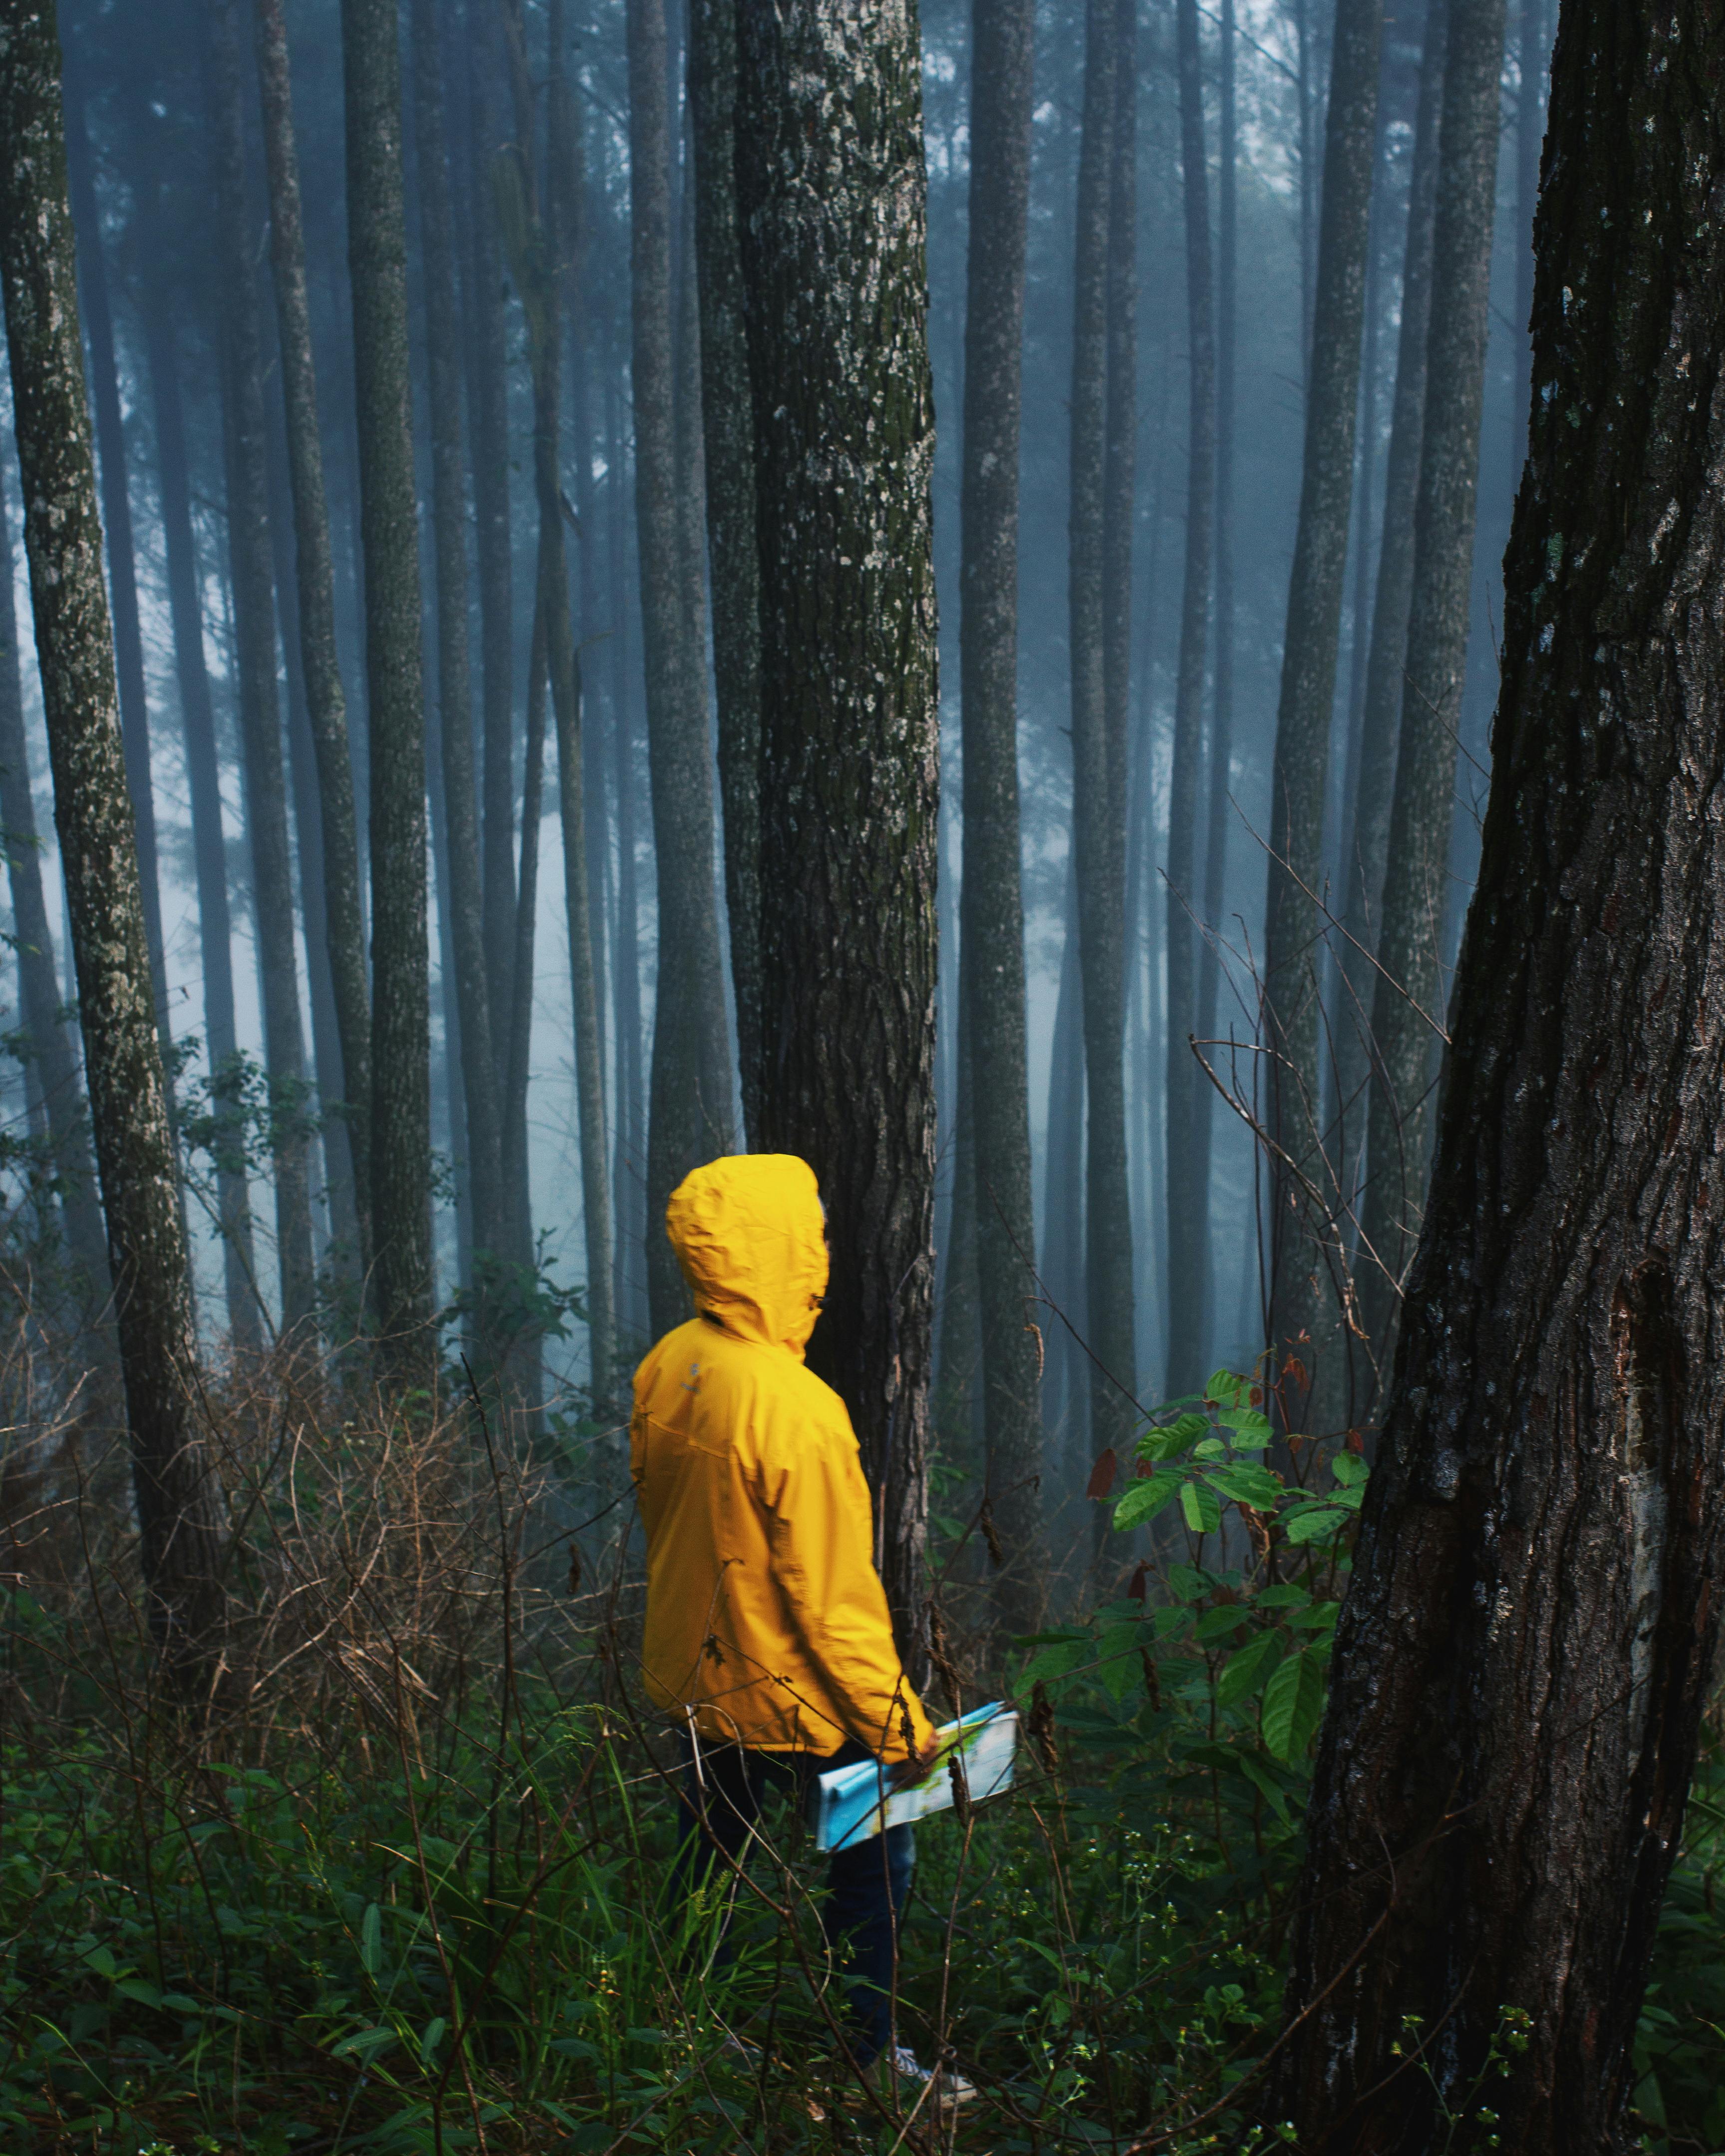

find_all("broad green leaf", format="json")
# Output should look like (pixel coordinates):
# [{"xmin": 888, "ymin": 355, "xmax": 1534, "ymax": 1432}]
[
  {"xmin": 1261, "ymin": 1647, "xmax": 1326, "ymax": 1761},
  {"xmin": 360, "ymin": 1902, "xmax": 383, "ymax": 1978},
  {"xmin": 1283, "ymin": 1505, "xmax": 1350, "ymax": 1545},
  {"xmin": 332, "ymin": 2025, "xmax": 397, "ymax": 2061},
  {"xmin": 1207, "ymin": 1463, "xmax": 1286, "ymax": 1509},
  {"xmin": 1194, "ymin": 1437, "xmax": 1226, "ymax": 1460},
  {"xmin": 1192, "ymin": 1604, "xmax": 1247, "ymax": 1643},
  {"xmin": 1096, "ymin": 1624, "xmax": 1144, "ymax": 1700},
  {"xmin": 1020, "ymin": 1640, "xmax": 1088, "ymax": 1687},
  {"xmin": 419, "ymin": 2016, "xmax": 447, "ymax": 2062},
  {"xmin": 1286, "ymin": 1600, "xmax": 1341, "ymax": 1632},
  {"xmin": 1220, "ymin": 1406, "xmax": 1273, "ymax": 1444},
  {"xmin": 1331, "ymin": 1451, "xmax": 1370, "ymax": 1487},
  {"xmin": 1151, "ymin": 1605, "xmax": 1194, "ymax": 1641},
  {"xmin": 1215, "ymin": 1629, "xmax": 1283, "ymax": 1706},
  {"xmin": 1167, "ymin": 1564, "xmax": 1211, "ymax": 1603},
  {"xmin": 1180, "ymin": 1479, "xmax": 1223, "ymax": 1535},
  {"xmin": 1254, "ymin": 1583, "xmax": 1310, "ymax": 1609},
  {"xmin": 1140, "ymin": 1412, "xmax": 1211, "ymax": 1462},
  {"xmin": 1206, "ymin": 1369, "xmax": 1250, "ymax": 1407},
  {"xmin": 1114, "ymin": 1470, "xmax": 1183, "ymax": 1532}
]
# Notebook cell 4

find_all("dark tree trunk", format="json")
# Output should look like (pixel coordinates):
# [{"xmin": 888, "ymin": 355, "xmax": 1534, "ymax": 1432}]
[
  {"xmin": 342, "ymin": 0, "xmax": 433, "ymax": 1360},
  {"xmin": 735, "ymin": 0, "xmax": 939, "ymax": 1657},
  {"xmin": 1164, "ymin": 0, "xmax": 1214, "ymax": 1400},
  {"xmin": 409, "ymin": 0, "xmax": 504, "ymax": 1274},
  {"xmin": 1332, "ymin": 0, "xmax": 1445, "ymax": 1357},
  {"xmin": 0, "ymin": 452, "xmax": 107, "ymax": 1305},
  {"xmin": 1357, "ymin": 0, "xmax": 1506, "ymax": 1363},
  {"xmin": 61, "ymin": 52, "xmax": 171, "ymax": 1058},
  {"xmin": 608, "ymin": 364, "xmax": 648, "ymax": 1349},
  {"xmin": 463, "ymin": 0, "xmax": 517, "ymax": 1050},
  {"xmin": 689, "ymin": 0, "xmax": 762, "ymax": 1149},
  {"xmin": 629, "ymin": 0, "xmax": 734, "ymax": 1337},
  {"xmin": 1191, "ymin": 0, "xmax": 1238, "ymax": 1363},
  {"xmin": 1042, "ymin": 859, "xmax": 1086, "ymax": 1481},
  {"xmin": 0, "ymin": 0, "xmax": 220, "ymax": 1662},
  {"xmin": 1274, "ymin": 4, "xmax": 1725, "ymax": 2141},
  {"xmin": 1511, "ymin": 0, "xmax": 1548, "ymax": 470},
  {"xmin": 256, "ymin": 0, "xmax": 373, "ymax": 1275},
  {"xmin": 1068, "ymin": 0, "xmax": 1137, "ymax": 1462},
  {"xmin": 210, "ymin": 0, "xmax": 315, "ymax": 1336},
  {"xmin": 934, "ymin": 998, "xmax": 978, "ymax": 1456},
  {"xmin": 138, "ymin": 279, "xmax": 260, "ymax": 1343},
  {"xmin": 1259, "ymin": 0, "xmax": 1383, "ymax": 1423}
]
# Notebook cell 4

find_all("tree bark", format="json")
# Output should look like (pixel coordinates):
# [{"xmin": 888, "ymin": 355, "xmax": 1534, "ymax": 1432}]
[
  {"xmin": 1258, "ymin": 0, "xmax": 1383, "ymax": 1424},
  {"xmin": 1042, "ymin": 858, "xmax": 1086, "ymax": 1479},
  {"xmin": 341, "ymin": 0, "xmax": 432, "ymax": 1361},
  {"xmin": 1164, "ymin": 0, "xmax": 1214, "ymax": 1400},
  {"xmin": 607, "ymin": 362, "xmax": 648, "ymax": 1348},
  {"xmin": 734, "ymin": 0, "xmax": 939, "ymax": 1659},
  {"xmin": 1332, "ymin": 0, "xmax": 1444, "ymax": 1336},
  {"xmin": 629, "ymin": 0, "xmax": 734, "ymax": 1337},
  {"xmin": 1357, "ymin": 0, "xmax": 1506, "ymax": 1364},
  {"xmin": 255, "ymin": 0, "xmax": 373, "ymax": 1277},
  {"xmin": 210, "ymin": 0, "xmax": 315, "ymax": 1336},
  {"xmin": 689, "ymin": 0, "xmax": 762, "ymax": 1149},
  {"xmin": 957, "ymin": 0, "xmax": 1039, "ymax": 1622},
  {"xmin": 1274, "ymin": 4, "xmax": 1725, "ymax": 2140},
  {"xmin": 409, "ymin": 0, "xmax": 504, "ymax": 1276},
  {"xmin": 0, "ymin": 0, "xmax": 220, "ymax": 1662}
]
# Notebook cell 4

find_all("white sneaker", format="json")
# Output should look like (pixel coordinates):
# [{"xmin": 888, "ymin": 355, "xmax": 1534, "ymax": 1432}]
[{"xmin": 869, "ymin": 2043, "xmax": 978, "ymax": 2107}]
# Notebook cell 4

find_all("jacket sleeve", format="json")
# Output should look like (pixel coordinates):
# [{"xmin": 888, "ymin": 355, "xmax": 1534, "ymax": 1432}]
[{"xmin": 758, "ymin": 1412, "xmax": 938, "ymax": 1761}]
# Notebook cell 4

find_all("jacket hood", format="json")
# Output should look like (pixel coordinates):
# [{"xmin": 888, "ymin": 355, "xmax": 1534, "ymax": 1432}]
[{"xmin": 665, "ymin": 1153, "xmax": 829, "ymax": 1356}]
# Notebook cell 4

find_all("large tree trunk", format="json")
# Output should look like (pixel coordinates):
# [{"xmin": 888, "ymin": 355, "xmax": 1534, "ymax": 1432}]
[
  {"xmin": 1357, "ymin": 0, "xmax": 1506, "ymax": 1363},
  {"xmin": 0, "ymin": 0, "xmax": 220, "ymax": 1663},
  {"xmin": 689, "ymin": 0, "xmax": 762, "ymax": 1150},
  {"xmin": 255, "ymin": 0, "xmax": 373, "ymax": 1276},
  {"xmin": 607, "ymin": 362, "xmax": 648, "ymax": 1349},
  {"xmin": 409, "ymin": 0, "xmax": 503, "ymax": 1277},
  {"xmin": 0, "ymin": 451, "xmax": 108, "ymax": 1306},
  {"xmin": 210, "ymin": 0, "xmax": 315, "ymax": 1337},
  {"xmin": 1332, "ymin": 0, "xmax": 1445, "ymax": 1358},
  {"xmin": 137, "ymin": 278, "xmax": 260, "ymax": 1343},
  {"xmin": 628, "ymin": 0, "xmax": 734, "ymax": 1337},
  {"xmin": 1163, "ymin": 0, "xmax": 1214, "ymax": 1400},
  {"xmin": 1274, "ymin": 2, "xmax": 1725, "ymax": 2139},
  {"xmin": 1259, "ymin": 0, "xmax": 1383, "ymax": 1425},
  {"xmin": 734, "ymin": 0, "xmax": 939, "ymax": 1658},
  {"xmin": 1068, "ymin": 0, "xmax": 1137, "ymax": 1465},
  {"xmin": 341, "ymin": 0, "xmax": 433, "ymax": 1362}
]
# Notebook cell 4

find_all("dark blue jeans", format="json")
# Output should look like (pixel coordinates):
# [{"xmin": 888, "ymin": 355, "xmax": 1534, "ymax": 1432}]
[{"xmin": 669, "ymin": 1737, "xmax": 915, "ymax": 2064}]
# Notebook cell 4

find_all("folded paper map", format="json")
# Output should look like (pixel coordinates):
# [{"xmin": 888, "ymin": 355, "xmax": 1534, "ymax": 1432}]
[{"xmin": 808, "ymin": 1703, "xmax": 1018, "ymax": 1853}]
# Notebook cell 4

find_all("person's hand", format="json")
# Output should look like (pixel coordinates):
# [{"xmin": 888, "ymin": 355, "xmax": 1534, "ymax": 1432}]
[{"xmin": 887, "ymin": 1740, "xmax": 940, "ymax": 1792}]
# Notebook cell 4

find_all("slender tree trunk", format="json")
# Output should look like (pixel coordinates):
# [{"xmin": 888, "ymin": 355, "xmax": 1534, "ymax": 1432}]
[
  {"xmin": 501, "ymin": 600, "xmax": 546, "ymax": 1286},
  {"xmin": 629, "ymin": 0, "xmax": 734, "ymax": 1337},
  {"xmin": 1511, "ymin": 0, "xmax": 1547, "ymax": 469},
  {"xmin": 689, "ymin": 0, "xmax": 762, "ymax": 1148},
  {"xmin": 0, "ymin": 0, "xmax": 219, "ymax": 1662},
  {"xmin": 210, "ymin": 0, "xmax": 315, "ymax": 1336},
  {"xmin": 1357, "ymin": 0, "xmax": 1507, "ymax": 1364},
  {"xmin": 608, "ymin": 366, "xmax": 647, "ymax": 1348},
  {"xmin": 464, "ymin": 0, "xmax": 517, "ymax": 1048},
  {"xmin": 1333, "ymin": 0, "xmax": 1445, "ymax": 1343},
  {"xmin": 1275, "ymin": 6, "xmax": 1725, "ymax": 2139},
  {"xmin": 1191, "ymin": 0, "xmax": 1238, "ymax": 1372},
  {"xmin": 1259, "ymin": 0, "xmax": 1383, "ymax": 1422},
  {"xmin": 342, "ymin": 0, "xmax": 433, "ymax": 1360},
  {"xmin": 1043, "ymin": 859, "xmax": 1086, "ymax": 1485},
  {"xmin": 0, "ymin": 451, "xmax": 107, "ymax": 1305},
  {"xmin": 1164, "ymin": 0, "xmax": 1214, "ymax": 1399},
  {"xmin": 735, "ymin": 0, "xmax": 939, "ymax": 1658},
  {"xmin": 934, "ymin": 998, "xmax": 978, "ymax": 1450},
  {"xmin": 409, "ymin": 0, "xmax": 504, "ymax": 1276},
  {"xmin": 255, "ymin": 0, "xmax": 373, "ymax": 1276},
  {"xmin": 138, "ymin": 284, "xmax": 260, "ymax": 1343}
]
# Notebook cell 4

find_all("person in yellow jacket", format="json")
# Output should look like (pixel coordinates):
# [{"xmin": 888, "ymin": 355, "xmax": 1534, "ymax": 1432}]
[{"xmin": 632, "ymin": 1152, "xmax": 968, "ymax": 2097}]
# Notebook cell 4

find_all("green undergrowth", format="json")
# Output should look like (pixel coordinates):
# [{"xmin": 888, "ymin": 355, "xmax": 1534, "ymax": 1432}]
[{"xmin": 1, "ymin": 1367, "xmax": 1722, "ymax": 2154}]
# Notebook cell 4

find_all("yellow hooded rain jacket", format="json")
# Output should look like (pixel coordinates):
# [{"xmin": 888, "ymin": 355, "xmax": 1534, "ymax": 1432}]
[{"xmin": 630, "ymin": 1153, "xmax": 937, "ymax": 1763}]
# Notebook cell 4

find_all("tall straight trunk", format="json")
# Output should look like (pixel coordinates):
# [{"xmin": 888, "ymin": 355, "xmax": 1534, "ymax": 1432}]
[
  {"xmin": 255, "ymin": 0, "xmax": 373, "ymax": 1273},
  {"xmin": 0, "ymin": 0, "xmax": 219, "ymax": 1660},
  {"xmin": 1191, "ymin": 0, "xmax": 1238, "ymax": 1363},
  {"xmin": 957, "ymin": 0, "xmax": 1039, "ymax": 1587},
  {"xmin": 138, "ymin": 283, "xmax": 260, "ymax": 1342},
  {"xmin": 934, "ymin": 998, "xmax": 978, "ymax": 1445},
  {"xmin": 1357, "ymin": 0, "xmax": 1506, "ymax": 1363},
  {"xmin": 342, "ymin": 0, "xmax": 433, "ymax": 1358},
  {"xmin": 609, "ymin": 391, "xmax": 648, "ymax": 1350},
  {"xmin": 689, "ymin": 0, "xmax": 762, "ymax": 1148},
  {"xmin": 1510, "ymin": 0, "xmax": 1546, "ymax": 468},
  {"xmin": 734, "ymin": 0, "xmax": 939, "ymax": 1656},
  {"xmin": 409, "ymin": 0, "xmax": 503, "ymax": 1270},
  {"xmin": 1068, "ymin": 0, "xmax": 1136, "ymax": 1463},
  {"xmin": 1276, "ymin": 4, "xmax": 1725, "ymax": 2138},
  {"xmin": 1259, "ymin": 0, "xmax": 1383, "ymax": 1419},
  {"xmin": 628, "ymin": 0, "xmax": 734, "ymax": 1337},
  {"xmin": 463, "ymin": 0, "xmax": 517, "ymax": 1044},
  {"xmin": 0, "ymin": 452, "xmax": 107, "ymax": 1304},
  {"xmin": 61, "ymin": 55, "xmax": 170, "ymax": 1056},
  {"xmin": 1333, "ymin": 0, "xmax": 1445, "ymax": 1313},
  {"xmin": 501, "ymin": 600, "xmax": 546, "ymax": 1280},
  {"xmin": 210, "ymin": 0, "xmax": 315, "ymax": 1336},
  {"xmin": 1164, "ymin": 0, "xmax": 1213, "ymax": 1399},
  {"xmin": 1042, "ymin": 859, "xmax": 1086, "ymax": 1479}
]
